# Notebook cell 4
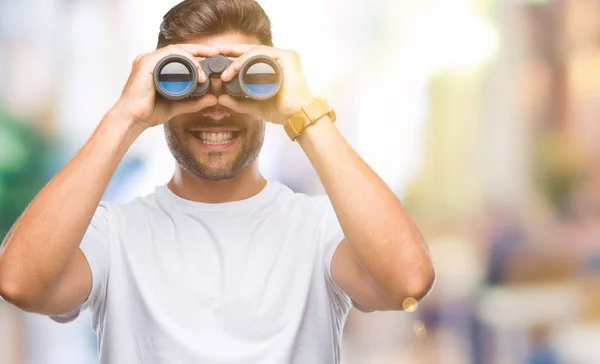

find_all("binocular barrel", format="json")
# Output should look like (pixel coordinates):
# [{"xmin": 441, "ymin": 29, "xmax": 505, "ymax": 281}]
[{"xmin": 153, "ymin": 54, "xmax": 283, "ymax": 101}]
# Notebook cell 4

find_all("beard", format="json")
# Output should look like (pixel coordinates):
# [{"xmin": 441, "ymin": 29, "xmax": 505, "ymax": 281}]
[{"xmin": 164, "ymin": 115, "xmax": 265, "ymax": 181}]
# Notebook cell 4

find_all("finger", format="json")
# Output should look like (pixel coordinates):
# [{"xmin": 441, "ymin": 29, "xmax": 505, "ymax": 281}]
[
  {"xmin": 137, "ymin": 44, "xmax": 217, "ymax": 70},
  {"xmin": 155, "ymin": 45, "xmax": 218, "ymax": 81},
  {"xmin": 161, "ymin": 46, "xmax": 211, "ymax": 82},
  {"xmin": 217, "ymin": 95, "xmax": 264, "ymax": 117},
  {"xmin": 135, "ymin": 47, "xmax": 203, "ymax": 82},
  {"xmin": 190, "ymin": 56, "xmax": 211, "ymax": 83},
  {"xmin": 167, "ymin": 94, "xmax": 218, "ymax": 118},
  {"xmin": 220, "ymin": 47, "xmax": 283, "ymax": 82},
  {"xmin": 174, "ymin": 43, "xmax": 220, "ymax": 58},
  {"xmin": 216, "ymin": 44, "xmax": 266, "ymax": 57},
  {"xmin": 176, "ymin": 46, "xmax": 219, "ymax": 82}
]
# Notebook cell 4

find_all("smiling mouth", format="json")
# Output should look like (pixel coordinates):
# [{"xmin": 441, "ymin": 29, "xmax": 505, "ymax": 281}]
[{"xmin": 191, "ymin": 131, "xmax": 241, "ymax": 145}]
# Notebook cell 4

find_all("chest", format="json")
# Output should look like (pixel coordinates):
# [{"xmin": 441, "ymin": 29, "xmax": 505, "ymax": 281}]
[{"xmin": 107, "ymin": 211, "xmax": 324, "ymax": 338}]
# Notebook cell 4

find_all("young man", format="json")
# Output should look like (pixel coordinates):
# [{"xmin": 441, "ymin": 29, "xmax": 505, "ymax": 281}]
[{"xmin": 0, "ymin": 0, "xmax": 435, "ymax": 363}]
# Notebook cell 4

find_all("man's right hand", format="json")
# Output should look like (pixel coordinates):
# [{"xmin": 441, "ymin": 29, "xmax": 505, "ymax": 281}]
[
  {"xmin": 114, "ymin": 44, "xmax": 221, "ymax": 130},
  {"xmin": 0, "ymin": 43, "xmax": 221, "ymax": 316}
]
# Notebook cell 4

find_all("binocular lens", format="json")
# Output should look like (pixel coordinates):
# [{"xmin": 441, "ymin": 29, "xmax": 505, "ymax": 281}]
[
  {"xmin": 156, "ymin": 61, "xmax": 195, "ymax": 96},
  {"xmin": 242, "ymin": 62, "xmax": 279, "ymax": 98}
]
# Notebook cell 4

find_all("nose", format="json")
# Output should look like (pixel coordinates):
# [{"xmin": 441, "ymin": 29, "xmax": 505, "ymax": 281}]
[{"xmin": 200, "ymin": 103, "xmax": 231, "ymax": 121}]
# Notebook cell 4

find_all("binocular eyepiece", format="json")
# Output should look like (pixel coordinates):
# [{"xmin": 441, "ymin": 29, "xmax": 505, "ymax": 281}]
[{"xmin": 153, "ymin": 54, "xmax": 283, "ymax": 101}]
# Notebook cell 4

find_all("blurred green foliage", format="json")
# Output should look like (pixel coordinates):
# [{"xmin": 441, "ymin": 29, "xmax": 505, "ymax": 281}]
[
  {"xmin": 0, "ymin": 107, "xmax": 54, "ymax": 243},
  {"xmin": 532, "ymin": 131, "xmax": 585, "ymax": 215}
]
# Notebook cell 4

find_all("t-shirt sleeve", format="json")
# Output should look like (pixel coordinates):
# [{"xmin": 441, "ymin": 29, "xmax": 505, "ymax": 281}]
[
  {"xmin": 315, "ymin": 196, "xmax": 352, "ymax": 312},
  {"xmin": 49, "ymin": 202, "xmax": 111, "ymax": 323}
]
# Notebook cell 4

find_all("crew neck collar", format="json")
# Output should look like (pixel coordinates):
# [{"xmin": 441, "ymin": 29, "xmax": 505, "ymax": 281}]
[{"xmin": 155, "ymin": 179, "xmax": 280, "ymax": 212}]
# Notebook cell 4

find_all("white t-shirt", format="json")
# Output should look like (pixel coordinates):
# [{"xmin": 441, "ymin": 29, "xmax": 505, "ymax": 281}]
[{"xmin": 51, "ymin": 180, "xmax": 352, "ymax": 364}]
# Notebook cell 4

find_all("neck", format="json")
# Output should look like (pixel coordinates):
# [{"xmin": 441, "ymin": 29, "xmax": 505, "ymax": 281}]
[{"xmin": 167, "ymin": 162, "xmax": 267, "ymax": 203}]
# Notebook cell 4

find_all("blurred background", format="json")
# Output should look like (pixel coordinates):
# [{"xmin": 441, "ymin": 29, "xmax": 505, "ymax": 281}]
[{"xmin": 1, "ymin": 0, "xmax": 600, "ymax": 363}]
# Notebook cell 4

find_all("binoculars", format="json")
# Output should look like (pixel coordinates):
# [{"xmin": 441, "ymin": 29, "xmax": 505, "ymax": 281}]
[{"xmin": 153, "ymin": 54, "xmax": 283, "ymax": 101}]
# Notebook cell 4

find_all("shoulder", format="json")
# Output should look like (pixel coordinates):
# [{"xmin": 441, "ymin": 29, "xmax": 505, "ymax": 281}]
[
  {"xmin": 268, "ymin": 181, "xmax": 334, "ymax": 224},
  {"xmin": 270, "ymin": 181, "xmax": 329, "ymax": 208},
  {"xmin": 95, "ymin": 187, "xmax": 165, "ymax": 227}
]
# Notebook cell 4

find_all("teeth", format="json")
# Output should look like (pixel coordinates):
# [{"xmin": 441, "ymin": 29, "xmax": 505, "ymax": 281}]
[{"xmin": 198, "ymin": 132, "xmax": 234, "ymax": 145}]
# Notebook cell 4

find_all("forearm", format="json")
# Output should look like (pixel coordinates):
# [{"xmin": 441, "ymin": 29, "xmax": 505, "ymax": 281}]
[
  {"xmin": 0, "ymin": 108, "xmax": 142, "ymax": 302},
  {"xmin": 298, "ymin": 118, "xmax": 435, "ymax": 300}
]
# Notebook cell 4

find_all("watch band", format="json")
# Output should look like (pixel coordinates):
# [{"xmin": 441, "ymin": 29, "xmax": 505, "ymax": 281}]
[{"xmin": 284, "ymin": 98, "xmax": 336, "ymax": 141}]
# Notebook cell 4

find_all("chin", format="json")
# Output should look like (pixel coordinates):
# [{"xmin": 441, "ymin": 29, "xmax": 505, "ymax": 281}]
[{"xmin": 186, "ymin": 161, "xmax": 238, "ymax": 180}]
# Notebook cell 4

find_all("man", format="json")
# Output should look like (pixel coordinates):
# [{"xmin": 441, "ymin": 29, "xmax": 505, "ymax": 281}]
[{"xmin": 0, "ymin": 0, "xmax": 435, "ymax": 363}]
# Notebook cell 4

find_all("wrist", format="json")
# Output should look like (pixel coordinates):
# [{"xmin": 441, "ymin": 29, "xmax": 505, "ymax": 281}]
[
  {"xmin": 283, "ymin": 97, "xmax": 336, "ymax": 142},
  {"xmin": 297, "ymin": 114, "xmax": 336, "ymax": 145},
  {"xmin": 111, "ymin": 99, "xmax": 146, "ymax": 124},
  {"xmin": 290, "ymin": 96, "xmax": 315, "ymax": 116},
  {"xmin": 101, "ymin": 106, "xmax": 145, "ymax": 147}
]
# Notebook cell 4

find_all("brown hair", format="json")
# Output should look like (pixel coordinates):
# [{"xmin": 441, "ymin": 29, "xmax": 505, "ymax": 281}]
[{"xmin": 157, "ymin": 0, "xmax": 273, "ymax": 48}]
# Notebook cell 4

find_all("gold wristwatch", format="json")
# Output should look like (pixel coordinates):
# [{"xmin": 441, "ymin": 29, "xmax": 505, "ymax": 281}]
[{"xmin": 284, "ymin": 98, "xmax": 336, "ymax": 141}]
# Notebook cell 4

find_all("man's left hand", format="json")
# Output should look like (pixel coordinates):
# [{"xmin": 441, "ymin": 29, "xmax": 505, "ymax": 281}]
[{"xmin": 216, "ymin": 44, "xmax": 313, "ymax": 124}]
